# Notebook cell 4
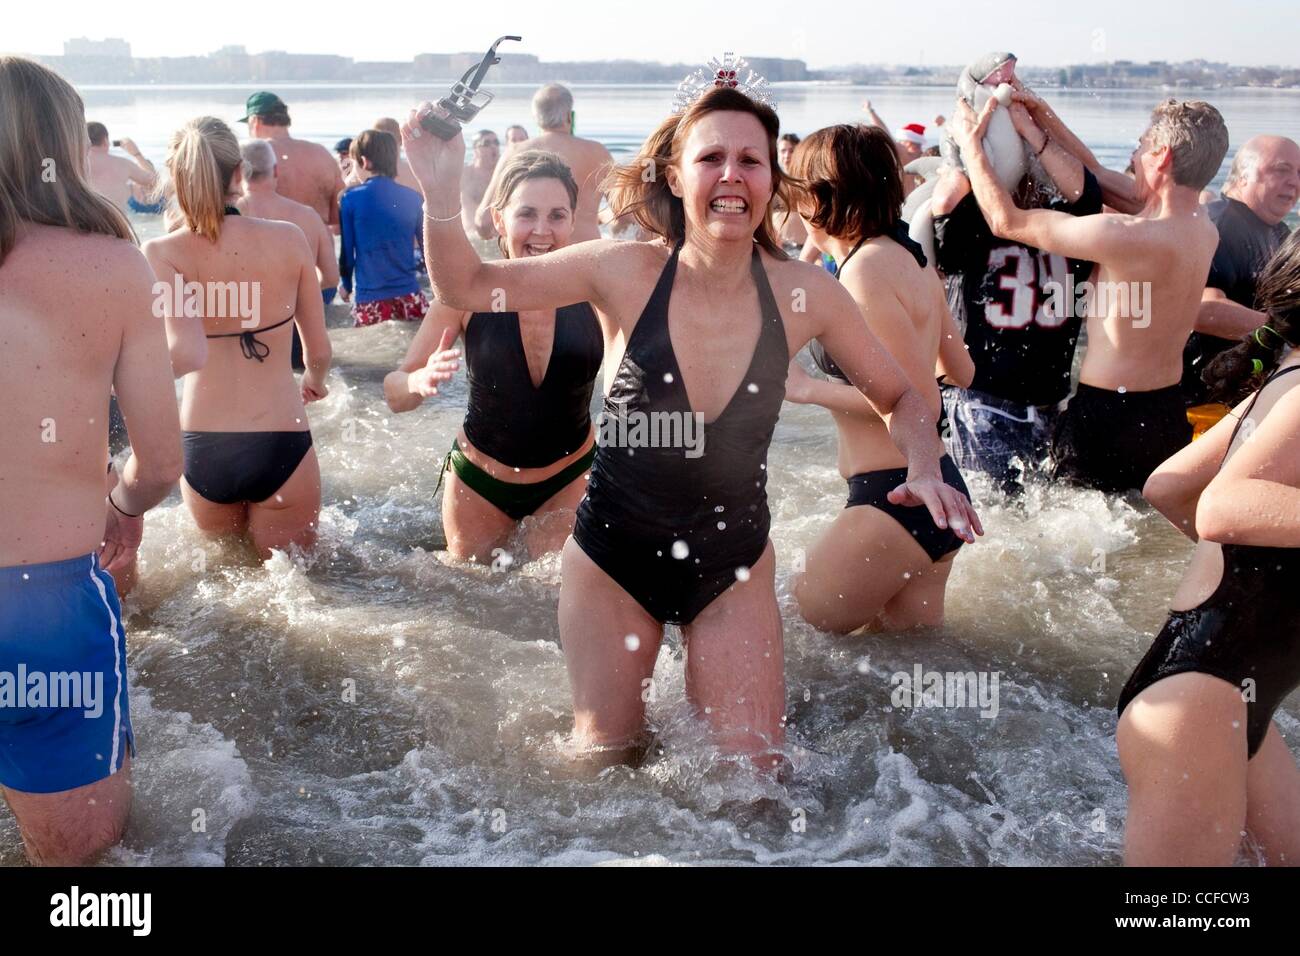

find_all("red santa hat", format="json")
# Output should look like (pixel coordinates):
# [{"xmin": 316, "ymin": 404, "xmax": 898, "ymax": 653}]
[{"xmin": 895, "ymin": 123, "xmax": 926, "ymax": 146}]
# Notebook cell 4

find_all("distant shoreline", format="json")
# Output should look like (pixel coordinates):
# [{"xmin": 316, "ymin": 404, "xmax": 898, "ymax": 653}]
[{"xmin": 74, "ymin": 81, "xmax": 1300, "ymax": 93}]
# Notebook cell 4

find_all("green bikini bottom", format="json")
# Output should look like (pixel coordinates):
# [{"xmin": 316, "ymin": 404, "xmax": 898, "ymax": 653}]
[{"xmin": 438, "ymin": 439, "xmax": 595, "ymax": 521}]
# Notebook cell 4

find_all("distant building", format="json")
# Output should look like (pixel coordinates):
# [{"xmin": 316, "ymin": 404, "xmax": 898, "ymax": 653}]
[{"xmin": 64, "ymin": 37, "xmax": 131, "ymax": 58}]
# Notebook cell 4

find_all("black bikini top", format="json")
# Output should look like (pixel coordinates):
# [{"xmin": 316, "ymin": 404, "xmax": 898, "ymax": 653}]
[
  {"xmin": 202, "ymin": 205, "xmax": 295, "ymax": 362},
  {"xmin": 810, "ymin": 221, "xmax": 927, "ymax": 383}
]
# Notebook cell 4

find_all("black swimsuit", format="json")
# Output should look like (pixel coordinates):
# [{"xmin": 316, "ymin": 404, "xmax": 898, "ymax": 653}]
[
  {"xmin": 182, "ymin": 205, "xmax": 315, "ymax": 506},
  {"xmin": 573, "ymin": 242, "xmax": 788, "ymax": 626},
  {"xmin": 463, "ymin": 304, "xmax": 603, "ymax": 468},
  {"xmin": 812, "ymin": 228, "xmax": 969, "ymax": 563},
  {"xmin": 1117, "ymin": 365, "xmax": 1300, "ymax": 757}
]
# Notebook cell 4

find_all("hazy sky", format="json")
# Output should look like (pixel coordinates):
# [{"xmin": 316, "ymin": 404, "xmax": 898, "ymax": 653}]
[{"xmin": 8, "ymin": 0, "xmax": 1298, "ymax": 68}]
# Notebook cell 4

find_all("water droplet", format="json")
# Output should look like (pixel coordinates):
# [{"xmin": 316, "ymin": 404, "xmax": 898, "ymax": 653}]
[
  {"xmin": 734, "ymin": 566, "xmax": 751, "ymax": 582},
  {"xmin": 717, "ymin": 521, "xmax": 726, "ymax": 530},
  {"xmin": 714, "ymin": 504, "xmax": 725, "ymax": 512},
  {"xmin": 671, "ymin": 540, "xmax": 690, "ymax": 559},
  {"xmin": 856, "ymin": 659, "xmax": 870, "ymax": 674},
  {"xmin": 624, "ymin": 634, "xmax": 640, "ymax": 651},
  {"xmin": 663, "ymin": 372, "xmax": 674, "ymax": 383},
  {"xmin": 746, "ymin": 382, "xmax": 759, "ymax": 393},
  {"xmin": 1117, "ymin": 385, "xmax": 1127, "ymax": 394}
]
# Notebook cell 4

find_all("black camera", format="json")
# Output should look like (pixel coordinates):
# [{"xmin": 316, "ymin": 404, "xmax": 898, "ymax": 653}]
[{"xmin": 419, "ymin": 35, "xmax": 522, "ymax": 140}]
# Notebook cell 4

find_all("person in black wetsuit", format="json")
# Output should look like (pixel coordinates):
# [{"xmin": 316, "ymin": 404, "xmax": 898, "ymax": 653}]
[
  {"xmin": 1117, "ymin": 231, "xmax": 1300, "ymax": 866},
  {"xmin": 1180, "ymin": 135, "xmax": 1299, "ymax": 417},
  {"xmin": 143, "ymin": 117, "xmax": 331, "ymax": 559},
  {"xmin": 403, "ymin": 83, "xmax": 980, "ymax": 768},
  {"xmin": 782, "ymin": 124, "xmax": 980, "ymax": 633},
  {"xmin": 385, "ymin": 150, "xmax": 601, "ymax": 562}
]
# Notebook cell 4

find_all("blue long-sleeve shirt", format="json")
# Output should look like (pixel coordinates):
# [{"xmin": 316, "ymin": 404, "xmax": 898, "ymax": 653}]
[{"xmin": 338, "ymin": 176, "xmax": 424, "ymax": 304}]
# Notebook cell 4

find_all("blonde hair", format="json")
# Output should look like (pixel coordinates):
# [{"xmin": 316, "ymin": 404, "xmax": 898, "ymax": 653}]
[
  {"xmin": 166, "ymin": 116, "xmax": 242, "ymax": 242},
  {"xmin": 0, "ymin": 56, "xmax": 133, "ymax": 265}
]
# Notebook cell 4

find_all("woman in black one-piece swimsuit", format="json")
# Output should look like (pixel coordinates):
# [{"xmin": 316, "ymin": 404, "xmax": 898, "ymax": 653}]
[
  {"xmin": 1119, "ymin": 232, "xmax": 1300, "ymax": 866},
  {"xmin": 404, "ymin": 85, "xmax": 980, "ymax": 770}
]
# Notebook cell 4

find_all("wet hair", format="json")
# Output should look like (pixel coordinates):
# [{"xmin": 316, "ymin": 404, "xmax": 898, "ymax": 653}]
[
  {"xmin": 1203, "ymin": 230, "xmax": 1300, "ymax": 404},
  {"xmin": 350, "ymin": 129, "xmax": 398, "ymax": 179},
  {"xmin": 489, "ymin": 149, "xmax": 578, "ymax": 257},
  {"xmin": 533, "ymin": 84, "xmax": 573, "ymax": 130},
  {"xmin": 602, "ymin": 87, "xmax": 792, "ymax": 258},
  {"xmin": 166, "ymin": 116, "xmax": 242, "ymax": 242},
  {"xmin": 787, "ymin": 124, "xmax": 902, "ymax": 243},
  {"xmin": 86, "ymin": 121, "xmax": 109, "ymax": 146},
  {"xmin": 1145, "ymin": 99, "xmax": 1229, "ymax": 191},
  {"xmin": 240, "ymin": 138, "xmax": 276, "ymax": 182},
  {"xmin": 0, "ymin": 56, "xmax": 133, "ymax": 265}
]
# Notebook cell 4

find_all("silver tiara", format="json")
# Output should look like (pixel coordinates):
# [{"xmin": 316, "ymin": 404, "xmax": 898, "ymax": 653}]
[{"xmin": 671, "ymin": 52, "xmax": 776, "ymax": 114}]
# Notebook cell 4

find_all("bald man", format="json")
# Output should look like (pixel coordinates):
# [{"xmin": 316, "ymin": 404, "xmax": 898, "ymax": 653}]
[
  {"xmin": 472, "ymin": 83, "xmax": 614, "ymax": 243},
  {"xmin": 1182, "ymin": 134, "xmax": 1300, "ymax": 405}
]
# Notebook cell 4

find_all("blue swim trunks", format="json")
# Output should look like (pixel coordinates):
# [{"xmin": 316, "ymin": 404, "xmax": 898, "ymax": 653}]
[
  {"xmin": 0, "ymin": 554, "xmax": 134, "ymax": 794},
  {"xmin": 126, "ymin": 194, "xmax": 165, "ymax": 215},
  {"xmin": 322, "ymin": 286, "xmax": 337, "ymax": 306}
]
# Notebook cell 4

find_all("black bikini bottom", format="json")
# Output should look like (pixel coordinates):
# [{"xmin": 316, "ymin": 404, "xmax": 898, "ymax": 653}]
[
  {"xmin": 182, "ymin": 430, "xmax": 313, "ymax": 505},
  {"xmin": 845, "ymin": 454, "xmax": 969, "ymax": 562}
]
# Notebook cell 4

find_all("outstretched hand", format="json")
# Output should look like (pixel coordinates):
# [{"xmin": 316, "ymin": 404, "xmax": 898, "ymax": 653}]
[
  {"xmin": 407, "ymin": 328, "xmax": 461, "ymax": 398},
  {"xmin": 886, "ymin": 476, "xmax": 983, "ymax": 544},
  {"xmin": 401, "ymin": 103, "xmax": 467, "ymax": 201},
  {"xmin": 950, "ymin": 97, "xmax": 997, "ymax": 157}
]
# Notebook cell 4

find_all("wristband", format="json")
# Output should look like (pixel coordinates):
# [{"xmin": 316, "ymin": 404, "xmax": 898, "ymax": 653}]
[{"xmin": 108, "ymin": 491, "xmax": 141, "ymax": 519}]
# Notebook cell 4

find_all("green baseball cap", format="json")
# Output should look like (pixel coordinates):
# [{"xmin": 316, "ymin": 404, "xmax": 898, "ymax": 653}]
[{"xmin": 239, "ymin": 91, "xmax": 287, "ymax": 123}]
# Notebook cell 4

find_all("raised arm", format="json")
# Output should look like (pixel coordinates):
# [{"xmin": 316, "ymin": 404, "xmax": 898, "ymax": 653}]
[
  {"xmin": 401, "ymin": 104, "xmax": 617, "ymax": 315},
  {"xmin": 116, "ymin": 138, "xmax": 157, "ymax": 188},
  {"xmin": 142, "ymin": 240, "xmax": 207, "ymax": 378},
  {"xmin": 1011, "ymin": 88, "xmax": 1142, "ymax": 214},
  {"xmin": 954, "ymin": 99, "xmax": 1145, "ymax": 266}
]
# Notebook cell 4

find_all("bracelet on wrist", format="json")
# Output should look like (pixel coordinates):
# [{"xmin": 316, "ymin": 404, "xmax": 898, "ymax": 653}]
[
  {"xmin": 108, "ymin": 491, "xmax": 141, "ymax": 519},
  {"xmin": 424, "ymin": 208, "xmax": 462, "ymax": 224}
]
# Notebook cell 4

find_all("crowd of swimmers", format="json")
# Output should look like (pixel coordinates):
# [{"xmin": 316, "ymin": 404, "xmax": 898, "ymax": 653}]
[{"xmin": 1, "ymin": 48, "xmax": 1299, "ymax": 868}]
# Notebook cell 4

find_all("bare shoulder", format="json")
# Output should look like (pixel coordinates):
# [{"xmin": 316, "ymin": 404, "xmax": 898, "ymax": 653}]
[{"xmin": 761, "ymin": 249, "xmax": 842, "ymax": 299}]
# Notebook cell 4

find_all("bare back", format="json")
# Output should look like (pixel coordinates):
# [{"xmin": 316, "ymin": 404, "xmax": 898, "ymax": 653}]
[
  {"xmin": 0, "ymin": 226, "xmax": 173, "ymax": 564},
  {"xmin": 86, "ymin": 152, "xmax": 145, "ymax": 212},
  {"xmin": 1079, "ymin": 209, "xmax": 1219, "ymax": 391},
  {"xmin": 518, "ymin": 132, "xmax": 613, "ymax": 242},
  {"xmin": 257, "ymin": 135, "xmax": 343, "ymax": 225},
  {"xmin": 831, "ymin": 239, "xmax": 948, "ymax": 472},
  {"xmin": 237, "ymin": 190, "xmax": 338, "ymax": 288},
  {"xmin": 144, "ymin": 216, "xmax": 319, "ymax": 432}
]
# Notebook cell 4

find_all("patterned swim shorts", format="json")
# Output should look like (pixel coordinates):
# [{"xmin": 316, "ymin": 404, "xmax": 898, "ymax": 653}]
[{"xmin": 352, "ymin": 291, "xmax": 429, "ymax": 327}]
